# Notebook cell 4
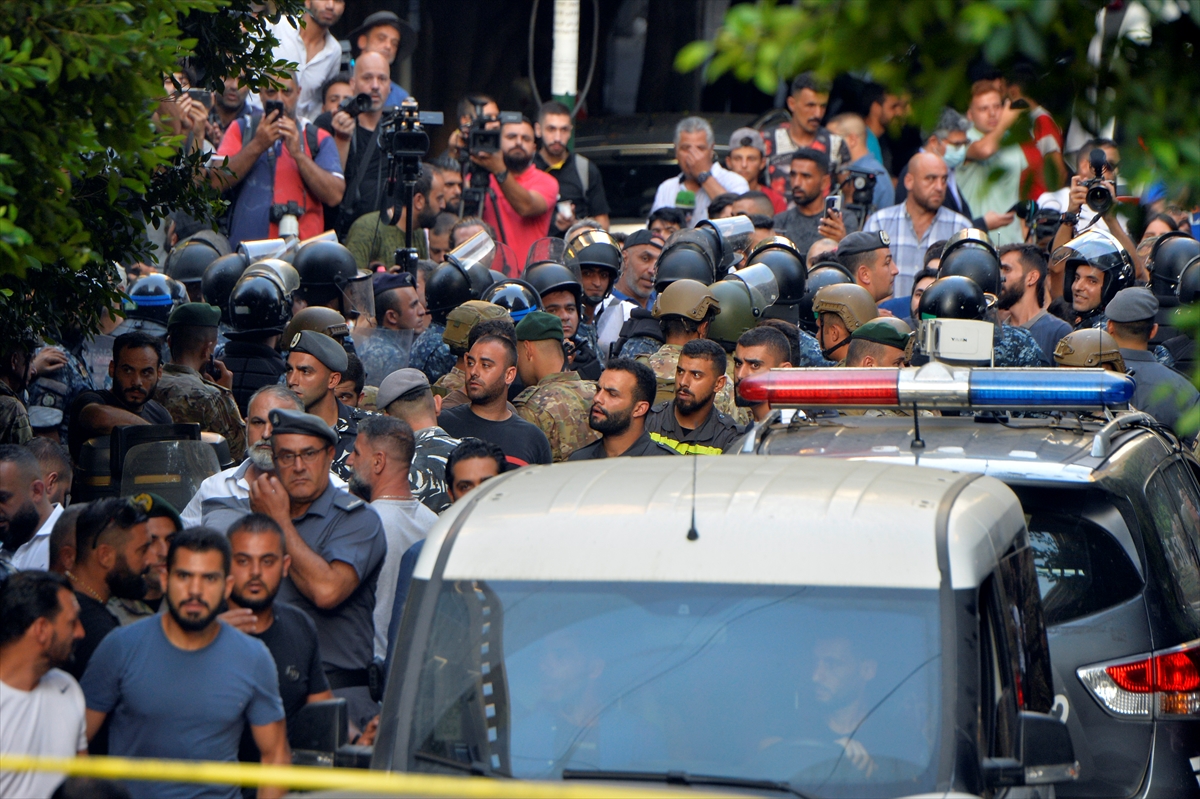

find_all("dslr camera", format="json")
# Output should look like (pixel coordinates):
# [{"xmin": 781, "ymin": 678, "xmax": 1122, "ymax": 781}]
[
  {"xmin": 1082, "ymin": 147, "xmax": 1114, "ymax": 216},
  {"xmin": 846, "ymin": 170, "xmax": 877, "ymax": 206},
  {"xmin": 338, "ymin": 92, "xmax": 374, "ymax": 118}
]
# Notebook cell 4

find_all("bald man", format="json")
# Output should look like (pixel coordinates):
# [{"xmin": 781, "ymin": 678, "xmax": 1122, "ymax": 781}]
[{"xmin": 863, "ymin": 152, "xmax": 973, "ymax": 298}]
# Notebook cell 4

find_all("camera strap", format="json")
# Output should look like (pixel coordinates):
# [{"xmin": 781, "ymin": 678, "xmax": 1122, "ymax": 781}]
[
  {"xmin": 243, "ymin": 114, "xmax": 320, "ymax": 216},
  {"xmin": 343, "ymin": 122, "xmax": 382, "ymax": 219}
]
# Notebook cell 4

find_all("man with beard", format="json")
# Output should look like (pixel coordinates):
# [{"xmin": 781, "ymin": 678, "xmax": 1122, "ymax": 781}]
[
  {"xmin": 644, "ymin": 339, "xmax": 745, "ymax": 455},
  {"xmin": 184, "ymin": 385, "xmax": 350, "ymax": 528},
  {"xmin": 535, "ymin": 101, "xmax": 611, "ymax": 236},
  {"xmin": 344, "ymin": 163, "xmax": 445, "ymax": 269},
  {"xmin": 106, "ymin": 493, "xmax": 178, "ymax": 627},
  {"xmin": 1, "ymin": 445, "xmax": 63, "ymax": 574},
  {"xmin": 0, "ymin": 572, "xmax": 88, "ymax": 799},
  {"xmin": 345, "ymin": 416, "xmax": 436, "ymax": 661},
  {"xmin": 270, "ymin": 0, "xmax": 344, "ymax": 122},
  {"xmin": 474, "ymin": 117, "xmax": 558, "ymax": 269},
  {"xmin": 761, "ymin": 72, "xmax": 852, "ymax": 196},
  {"xmin": 997, "ymin": 243, "xmax": 1070, "ymax": 361},
  {"xmin": 81, "ymin": 529, "xmax": 290, "ymax": 799},
  {"xmin": 67, "ymin": 332, "xmax": 174, "ymax": 460},
  {"xmin": 772, "ymin": 149, "xmax": 855, "ymax": 258},
  {"xmin": 210, "ymin": 73, "xmax": 253, "ymax": 144},
  {"xmin": 732, "ymin": 327, "xmax": 794, "ymax": 424},
  {"xmin": 62, "ymin": 498, "xmax": 151, "ymax": 682},
  {"xmin": 863, "ymin": 153, "xmax": 972, "ymax": 297},
  {"xmin": 569, "ymin": 359, "xmax": 676, "ymax": 459},
  {"xmin": 438, "ymin": 335, "xmax": 552, "ymax": 468},
  {"xmin": 219, "ymin": 513, "xmax": 333, "ymax": 764},
  {"xmin": 286, "ymin": 330, "xmax": 365, "ymax": 482}
]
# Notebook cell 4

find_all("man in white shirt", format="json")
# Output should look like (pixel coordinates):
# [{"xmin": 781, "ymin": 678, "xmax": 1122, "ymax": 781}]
[
  {"xmin": 0, "ymin": 571, "xmax": 88, "ymax": 799},
  {"xmin": 2, "ymin": 445, "xmax": 63, "ymax": 571},
  {"xmin": 651, "ymin": 117, "xmax": 749, "ymax": 224},
  {"xmin": 270, "ymin": 0, "xmax": 346, "ymax": 122}
]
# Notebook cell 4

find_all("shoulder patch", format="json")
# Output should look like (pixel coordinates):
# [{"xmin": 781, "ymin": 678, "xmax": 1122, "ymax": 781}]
[{"xmin": 512, "ymin": 387, "xmax": 536, "ymax": 406}]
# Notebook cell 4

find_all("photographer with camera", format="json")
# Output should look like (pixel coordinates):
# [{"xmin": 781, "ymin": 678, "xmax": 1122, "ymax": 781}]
[
  {"xmin": 472, "ymin": 116, "xmax": 558, "ymax": 270},
  {"xmin": 210, "ymin": 75, "xmax": 345, "ymax": 247},
  {"xmin": 825, "ymin": 113, "xmax": 893, "ymax": 212}
]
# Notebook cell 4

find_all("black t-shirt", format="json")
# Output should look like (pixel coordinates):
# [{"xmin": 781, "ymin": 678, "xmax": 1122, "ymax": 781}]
[
  {"xmin": 438, "ymin": 404, "xmax": 552, "ymax": 467},
  {"xmin": 534, "ymin": 151, "xmax": 610, "ymax": 235},
  {"xmin": 66, "ymin": 389, "xmax": 174, "ymax": 458},
  {"xmin": 68, "ymin": 592, "xmax": 119, "ymax": 681},
  {"xmin": 239, "ymin": 603, "xmax": 330, "ymax": 763},
  {"xmin": 315, "ymin": 111, "xmax": 386, "ymax": 232}
]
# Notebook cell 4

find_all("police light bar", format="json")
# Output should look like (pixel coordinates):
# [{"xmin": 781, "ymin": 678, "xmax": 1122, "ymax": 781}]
[{"xmin": 737, "ymin": 363, "xmax": 1134, "ymax": 410}]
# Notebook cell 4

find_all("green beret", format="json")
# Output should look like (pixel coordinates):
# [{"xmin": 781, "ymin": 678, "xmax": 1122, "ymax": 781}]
[
  {"xmin": 850, "ymin": 317, "xmax": 913, "ymax": 349},
  {"xmin": 128, "ymin": 492, "xmax": 183, "ymax": 531},
  {"xmin": 514, "ymin": 311, "xmax": 564, "ymax": 342},
  {"xmin": 167, "ymin": 302, "xmax": 222, "ymax": 329},
  {"xmin": 288, "ymin": 329, "xmax": 348, "ymax": 373},
  {"xmin": 268, "ymin": 408, "xmax": 339, "ymax": 447}
]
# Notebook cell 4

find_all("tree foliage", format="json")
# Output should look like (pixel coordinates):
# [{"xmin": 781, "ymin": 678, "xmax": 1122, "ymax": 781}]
[{"xmin": 0, "ymin": 0, "xmax": 303, "ymax": 341}]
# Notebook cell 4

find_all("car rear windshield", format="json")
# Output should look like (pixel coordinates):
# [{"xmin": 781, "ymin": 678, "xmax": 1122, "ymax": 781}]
[{"xmin": 406, "ymin": 580, "xmax": 942, "ymax": 797}]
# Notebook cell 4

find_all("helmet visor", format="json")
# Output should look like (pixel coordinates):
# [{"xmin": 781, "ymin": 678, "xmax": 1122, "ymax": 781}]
[
  {"xmin": 699, "ymin": 215, "xmax": 755, "ymax": 265},
  {"xmin": 525, "ymin": 237, "xmax": 567, "ymax": 270},
  {"xmin": 447, "ymin": 231, "xmax": 497, "ymax": 274},
  {"xmin": 339, "ymin": 272, "xmax": 376, "ymax": 321},
  {"xmin": 1051, "ymin": 229, "xmax": 1129, "ymax": 274},
  {"xmin": 727, "ymin": 263, "xmax": 780, "ymax": 311},
  {"xmin": 238, "ymin": 237, "xmax": 288, "ymax": 263}
]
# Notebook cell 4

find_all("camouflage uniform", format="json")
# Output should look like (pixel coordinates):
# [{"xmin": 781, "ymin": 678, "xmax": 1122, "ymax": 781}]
[
  {"xmin": 0, "ymin": 384, "xmax": 32, "ymax": 446},
  {"xmin": 637, "ymin": 344, "xmax": 742, "ymax": 422},
  {"xmin": 618, "ymin": 335, "xmax": 662, "ymax": 360},
  {"xmin": 513, "ymin": 371, "xmax": 600, "ymax": 463},
  {"xmin": 155, "ymin": 364, "xmax": 248, "ymax": 462},
  {"xmin": 433, "ymin": 366, "xmax": 468, "ymax": 411},
  {"xmin": 355, "ymin": 328, "xmax": 415, "ymax": 386},
  {"xmin": 28, "ymin": 344, "xmax": 96, "ymax": 439},
  {"xmin": 409, "ymin": 323, "xmax": 456, "ymax": 384},
  {"xmin": 992, "ymin": 325, "xmax": 1048, "ymax": 368},
  {"xmin": 331, "ymin": 399, "xmax": 372, "ymax": 482},
  {"xmin": 796, "ymin": 329, "xmax": 837, "ymax": 367},
  {"xmin": 410, "ymin": 425, "xmax": 460, "ymax": 514}
]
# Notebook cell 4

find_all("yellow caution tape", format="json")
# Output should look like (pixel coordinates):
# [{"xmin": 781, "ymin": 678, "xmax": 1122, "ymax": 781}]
[{"xmin": 0, "ymin": 754, "xmax": 737, "ymax": 798}]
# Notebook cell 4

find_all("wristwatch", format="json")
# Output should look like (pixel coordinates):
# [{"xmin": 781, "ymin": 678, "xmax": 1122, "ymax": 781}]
[
  {"xmin": 495, "ymin": 169, "xmax": 509, "ymax": 185},
  {"xmin": 1059, "ymin": 211, "xmax": 1079, "ymax": 227},
  {"xmin": 696, "ymin": 170, "xmax": 712, "ymax": 184}
]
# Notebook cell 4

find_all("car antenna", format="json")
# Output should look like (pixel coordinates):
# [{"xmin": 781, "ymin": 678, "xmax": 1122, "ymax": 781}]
[
  {"xmin": 686, "ymin": 455, "xmax": 699, "ymax": 541},
  {"xmin": 910, "ymin": 403, "xmax": 926, "ymax": 450}
]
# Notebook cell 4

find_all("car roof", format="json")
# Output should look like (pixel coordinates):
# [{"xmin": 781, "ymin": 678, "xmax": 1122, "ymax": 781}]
[
  {"xmin": 417, "ymin": 456, "xmax": 1025, "ymax": 591},
  {"xmin": 754, "ymin": 414, "xmax": 1161, "ymax": 484}
]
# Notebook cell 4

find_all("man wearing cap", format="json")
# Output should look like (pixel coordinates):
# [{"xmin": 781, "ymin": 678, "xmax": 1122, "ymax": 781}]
[
  {"xmin": 843, "ymin": 318, "xmax": 914, "ymax": 368},
  {"xmin": 376, "ymin": 369, "xmax": 460, "ymax": 514},
  {"xmin": 511, "ymin": 312, "xmax": 600, "ymax": 462},
  {"xmin": 245, "ymin": 407, "xmax": 387, "ymax": 729},
  {"xmin": 534, "ymin": 101, "xmax": 611, "ymax": 235},
  {"xmin": 726, "ymin": 128, "xmax": 788, "ymax": 214},
  {"xmin": 1105, "ymin": 288, "xmax": 1199, "ymax": 438},
  {"xmin": 645, "ymin": 339, "xmax": 745, "ymax": 455},
  {"xmin": 269, "ymin": 0, "xmax": 345, "ymax": 122},
  {"xmin": 154, "ymin": 303, "xmax": 247, "ymax": 463},
  {"xmin": 569, "ymin": 358, "xmax": 677, "ymax": 459},
  {"xmin": 838, "ymin": 231, "xmax": 900, "ymax": 304},
  {"xmin": 356, "ymin": 272, "xmax": 426, "ymax": 386},
  {"xmin": 286, "ymin": 330, "xmax": 367, "ymax": 482},
  {"xmin": 596, "ymin": 231, "xmax": 663, "ymax": 356},
  {"xmin": 350, "ymin": 11, "xmax": 416, "ymax": 108}
]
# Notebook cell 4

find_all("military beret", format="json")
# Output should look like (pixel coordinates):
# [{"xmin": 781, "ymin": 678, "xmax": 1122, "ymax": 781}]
[
  {"xmin": 1105, "ymin": 286, "xmax": 1158, "ymax": 323},
  {"xmin": 851, "ymin": 317, "xmax": 914, "ymax": 349},
  {"xmin": 837, "ymin": 230, "xmax": 891, "ymax": 258},
  {"xmin": 167, "ymin": 302, "xmax": 222, "ymax": 329},
  {"xmin": 624, "ymin": 229, "xmax": 664, "ymax": 250},
  {"xmin": 376, "ymin": 368, "xmax": 430, "ymax": 409},
  {"xmin": 129, "ymin": 492, "xmax": 183, "ymax": 531},
  {"xmin": 372, "ymin": 271, "xmax": 416, "ymax": 297},
  {"xmin": 514, "ymin": 311, "xmax": 564, "ymax": 342},
  {"xmin": 268, "ymin": 408, "xmax": 339, "ymax": 447},
  {"xmin": 288, "ymin": 329, "xmax": 348, "ymax": 373}
]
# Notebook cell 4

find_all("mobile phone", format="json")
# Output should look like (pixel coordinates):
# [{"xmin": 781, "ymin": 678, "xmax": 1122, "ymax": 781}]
[
  {"xmin": 825, "ymin": 195, "xmax": 842, "ymax": 216},
  {"xmin": 557, "ymin": 201, "xmax": 574, "ymax": 221},
  {"xmin": 264, "ymin": 100, "xmax": 284, "ymax": 120},
  {"xmin": 186, "ymin": 89, "xmax": 212, "ymax": 107},
  {"xmin": 1010, "ymin": 98, "xmax": 1030, "ymax": 110}
]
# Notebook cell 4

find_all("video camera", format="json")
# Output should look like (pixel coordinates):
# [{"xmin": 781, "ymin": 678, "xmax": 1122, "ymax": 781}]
[
  {"xmin": 377, "ymin": 98, "xmax": 443, "ymax": 277},
  {"xmin": 338, "ymin": 92, "xmax": 373, "ymax": 118},
  {"xmin": 457, "ymin": 97, "xmax": 522, "ymax": 218},
  {"xmin": 1082, "ymin": 148, "xmax": 1114, "ymax": 216},
  {"xmin": 846, "ymin": 170, "xmax": 877, "ymax": 207}
]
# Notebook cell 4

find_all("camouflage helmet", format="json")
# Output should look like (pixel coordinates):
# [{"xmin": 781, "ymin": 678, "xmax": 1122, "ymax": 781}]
[
  {"xmin": 443, "ymin": 300, "xmax": 512, "ymax": 354},
  {"xmin": 651, "ymin": 278, "xmax": 721, "ymax": 321},
  {"xmin": 1053, "ymin": 329, "xmax": 1126, "ymax": 372},
  {"xmin": 282, "ymin": 306, "xmax": 349, "ymax": 345},
  {"xmin": 811, "ymin": 283, "xmax": 878, "ymax": 333}
]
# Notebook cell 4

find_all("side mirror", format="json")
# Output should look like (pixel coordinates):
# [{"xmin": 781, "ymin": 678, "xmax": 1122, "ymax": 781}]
[
  {"xmin": 289, "ymin": 698, "xmax": 347, "ymax": 761},
  {"xmin": 983, "ymin": 710, "xmax": 1078, "ymax": 788}
]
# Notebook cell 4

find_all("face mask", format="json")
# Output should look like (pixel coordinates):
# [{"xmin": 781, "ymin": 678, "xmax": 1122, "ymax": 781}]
[{"xmin": 943, "ymin": 143, "xmax": 966, "ymax": 169}]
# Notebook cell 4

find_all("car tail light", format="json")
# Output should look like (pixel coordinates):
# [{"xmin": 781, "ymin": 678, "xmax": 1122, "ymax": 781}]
[{"xmin": 1077, "ymin": 640, "xmax": 1200, "ymax": 718}]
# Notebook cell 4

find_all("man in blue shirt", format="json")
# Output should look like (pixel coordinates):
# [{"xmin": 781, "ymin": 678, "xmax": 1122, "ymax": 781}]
[
  {"xmin": 827, "ymin": 113, "xmax": 894, "ymax": 211},
  {"xmin": 81, "ymin": 528, "xmax": 289, "ymax": 799}
]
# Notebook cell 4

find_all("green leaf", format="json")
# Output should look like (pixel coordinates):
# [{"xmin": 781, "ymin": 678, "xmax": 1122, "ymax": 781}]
[{"xmin": 675, "ymin": 40, "xmax": 715, "ymax": 73}]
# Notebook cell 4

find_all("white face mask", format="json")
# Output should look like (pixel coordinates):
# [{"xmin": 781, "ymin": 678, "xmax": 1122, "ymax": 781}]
[{"xmin": 943, "ymin": 143, "xmax": 966, "ymax": 169}]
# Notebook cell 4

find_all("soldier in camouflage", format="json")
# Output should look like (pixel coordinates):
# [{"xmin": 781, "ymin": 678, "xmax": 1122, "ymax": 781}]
[
  {"xmin": 27, "ymin": 330, "xmax": 96, "ymax": 441},
  {"xmin": 154, "ymin": 304, "xmax": 248, "ymax": 462},
  {"xmin": 376, "ymin": 369, "xmax": 460, "ymax": 514},
  {"xmin": 0, "ymin": 335, "xmax": 35, "ymax": 446},
  {"xmin": 512, "ymin": 312, "xmax": 599, "ymax": 462}
]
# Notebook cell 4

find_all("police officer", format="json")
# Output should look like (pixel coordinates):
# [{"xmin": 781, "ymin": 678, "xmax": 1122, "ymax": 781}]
[
  {"xmin": 565, "ymin": 229, "xmax": 622, "ymax": 358},
  {"xmin": 837, "ymin": 230, "xmax": 898, "ymax": 304},
  {"xmin": 164, "ymin": 238, "xmax": 224, "ymax": 302},
  {"xmin": 512, "ymin": 312, "xmax": 599, "ymax": 462},
  {"xmin": 202, "ymin": 252, "xmax": 250, "ymax": 348},
  {"xmin": 569, "ymin": 358, "xmax": 677, "ymax": 459},
  {"xmin": 155, "ymin": 303, "xmax": 248, "ymax": 462},
  {"xmin": 293, "ymin": 240, "xmax": 362, "ymax": 316},
  {"xmin": 375, "ymin": 368, "xmax": 460, "ymax": 514},
  {"xmin": 1104, "ymin": 288, "xmax": 1199, "ymax": 438},
  {"xmin": 915, "ymin": 276, "xmax": 1047, "ymax": 367},
  {"xmin": 282, "ymin": 307, "xmax": 351, "ymax": 350},
  {"xmin": 111, "ymin": 274, "xmax": 188, "ymax": 361},
  {"xmin": 222, "ymin": 274, "xmax": 290, "ymax": 415},
  {"xmin": 524, "ymin": 253, "xmax": 602, "ymax": 380},
  {"xmin": 812, "ymin": 283, "xmax": 878, "ymax": 362},
  {"xmin": 1146, "ymin": 232, "xmax": 1200, "ymax": 372},
  {"xmin": 644, "ymin": 338, "xmax": 744, "ymax": 455},
  {"xmin": 356, "ymin": 272, "xmax": 423, "ymax": 386},
  {"xmin": 411, "ymin": 237, "xmax": 496, "ymax": 383},
  {"xmin": 1052, "ymin": 328, "xmax": 1126, "ymax": 373},
  {"xmin": 285, "ymin": 330, "xmax": 366, "ymax": 482},
  {"xmin": 1056, "ymin": 229, "xmax": 1135, "ymax": 331},
  {"xmin": 434, "ymin": 301, "xmax": 512, "ymax": 408}
]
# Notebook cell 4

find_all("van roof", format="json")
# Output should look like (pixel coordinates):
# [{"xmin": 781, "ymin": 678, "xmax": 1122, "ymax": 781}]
[{"xmin": 417, "ymin": 456, "xmax": 1025, "ymax": 590}]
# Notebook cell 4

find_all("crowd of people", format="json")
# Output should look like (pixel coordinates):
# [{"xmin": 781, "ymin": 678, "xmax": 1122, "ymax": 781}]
[{"xmin": 2, "ymin": 4, "xmax": 1200, "ymax": 796}]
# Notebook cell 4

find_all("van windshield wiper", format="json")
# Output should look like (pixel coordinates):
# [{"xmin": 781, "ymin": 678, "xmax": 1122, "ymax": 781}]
[
  {"xmin": 562, "ymin": 769, "xmax": 816, "ymax": 798},
  {"xmin": 413, "ymin": 750, "xmax": 508, "ymax": 777}
]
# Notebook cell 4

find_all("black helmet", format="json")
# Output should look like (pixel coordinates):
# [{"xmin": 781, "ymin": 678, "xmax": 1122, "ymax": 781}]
[
  {"xmin": 565, "ymin": 230, "xmax": 622, "ymax": 276},
  {"xmin": 1053, "ymin": 229, "xmax": 1136, "ymax": 312},
  {"xmin": 795, "ymin": 265, "xmax": 853, "ymax": 334},
  {"xmin": 746, "ymin": 236, "xmax": 807, "ymax": 305},
  {"xmin": 425, "ymin": 263, "xmax": 476, "ymax": 323},
  {"xmin": 524, "ymin": 262, "xmax": 583, "ymax": 305},
  {"xmin": 1148, "ymin": 231, "xmax": 1200, "ymax": 303},
  {"xmin": 695, "ymin": 215, "xmax": 755, "ymax": 277},
  {"xmin": 165, "ymin": 240, "xmax": 221, "ymax": 286},
  {"xmin": 228, "ymin": 275, "xmax": 290, "ymax": 335},
  {"xmin": 917, "ymin": 275, "xmax": 987, "ymax": 321},
  {"xmin": 125, "ymin": 274, "xmax": 187, "ymax": 325},
  {"xmin": 202, "ymin": 253, "xmax": 249, "ymax": 324},
  {"xmin": 293, "ymin": 240, "xmax": 358, "ymax": 305},
  {"xmin": 1177, "ymin": 254, "xmax": 1200, "ymax": 306},
  {"xmin": 445, "ymin": 232, "xmax": 500, "ymax": 299},
  {"xmin": 654, "ymin": 229, "xmax": 718, "ymax": 293},
  {"xmin": 938, "ymin": 229, "xmax": 1000, "ymax": 296},
  {"xmin": 481, "ymin": 279, "xmax": 543, "ymax": 322}
]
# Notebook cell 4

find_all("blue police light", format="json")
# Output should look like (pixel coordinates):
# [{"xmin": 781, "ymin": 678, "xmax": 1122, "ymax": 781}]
[{"xmin": 968, "ymin": 369, "xmax": 1134, "ymax": 407}]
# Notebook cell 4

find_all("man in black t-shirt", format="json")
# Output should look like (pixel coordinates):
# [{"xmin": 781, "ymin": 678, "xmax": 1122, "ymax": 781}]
[
  {"xmin": 221, "ymin": 512, "xmax": 333, "ymax": 763},
  {"xmin": 438, "ymin": 335, "xmax": 552, "ymax": 467},
  {"xmin": 67, "ymin": 332, "xmax": 174, "ymax": 458},
  {"xmin": 534, "ymin": 101, "xmax": 611, "ymax": 237}
]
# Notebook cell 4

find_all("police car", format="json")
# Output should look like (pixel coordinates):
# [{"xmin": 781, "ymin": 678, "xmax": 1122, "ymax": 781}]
[
  {"xmin": 735, "ymin": 364, "xmax": 1200, "ymax": 797},
  {"xmin": 373, "ymin": 456, "xmax": 1077, "ymax": 798}
]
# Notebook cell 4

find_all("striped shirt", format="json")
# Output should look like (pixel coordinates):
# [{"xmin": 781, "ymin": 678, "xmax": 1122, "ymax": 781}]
[{"xmin": 863, "ymin": 203, "xmax": 973, "ymax": 297}]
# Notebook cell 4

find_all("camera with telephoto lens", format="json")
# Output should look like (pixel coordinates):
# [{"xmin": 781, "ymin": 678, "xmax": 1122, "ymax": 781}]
[
  {"xmin": 457, "ymin": 97, "xmax": 522, "ymax": 217},
  {"xmin": 846, "ymin": 170, "xmax": 877, "ymax": 206},
  {"xmin": 269, "ymin": 201, "xmax": 303, "ymax": 223},
  {"xmin": 1082, "ymin": 147, "xmax": 1114, "ymax": 216},
  {"xmin": 338, "ymin": 92, "xmax": 373, "ymax": 118}
]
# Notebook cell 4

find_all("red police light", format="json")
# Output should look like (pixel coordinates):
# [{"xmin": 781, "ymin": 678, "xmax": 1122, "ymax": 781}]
[{"xmin": 738, "ymin": 369, "xmax": 899, "ymax": 406}]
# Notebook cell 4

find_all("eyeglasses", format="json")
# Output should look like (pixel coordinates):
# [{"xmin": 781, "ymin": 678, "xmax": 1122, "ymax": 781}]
[{"xmin": 273, "ymin": 446, "xmax": 330, "ymax": 467}]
